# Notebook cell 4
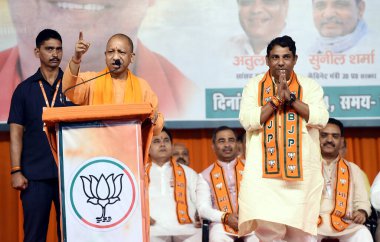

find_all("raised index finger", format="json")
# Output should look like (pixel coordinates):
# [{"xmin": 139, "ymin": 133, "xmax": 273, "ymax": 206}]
[{"xmin": 79, "ymin": 31, "xmax": 83, "ymax": 41}]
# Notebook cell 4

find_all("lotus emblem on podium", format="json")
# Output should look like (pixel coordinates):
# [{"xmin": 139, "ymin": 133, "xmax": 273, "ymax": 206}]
[{"xmin": 80, "ymin": 173, "xmax": 124, "ymax": 223}]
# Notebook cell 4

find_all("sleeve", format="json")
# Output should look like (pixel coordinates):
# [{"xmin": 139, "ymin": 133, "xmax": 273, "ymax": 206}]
[
  {"xmin": 239, "ymin": 77, "xmax": 263, "ymax": 132},
  {"xmin": 351, "ymin": 163, "xmax": 371, "ymax": 216},
  {"xmin": 62, "ymin": 64, "xmax": 91, "ymax": 105},
  {"xmin": 302, "ymin": 78, "xmax": 329, "ymax": 129},
  {"xmin": 371, "ymin": 172, "xmax": 380, "ymax": 211},
  {"xmin": 140, "ymin": 78, "xmax": 164, "ymax": 135},
  {"xmin": 196, "ymin": 174, "xmax": 224, "ymax": 222},
  {"xmin": 7, "ymin": 84, "xmax": 25, "ymax": 125}
]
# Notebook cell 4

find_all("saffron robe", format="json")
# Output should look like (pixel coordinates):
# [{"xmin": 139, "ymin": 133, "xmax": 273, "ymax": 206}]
[{"xmin": 62, "ymin": 65, "xmax": 163, "ymax": 135}]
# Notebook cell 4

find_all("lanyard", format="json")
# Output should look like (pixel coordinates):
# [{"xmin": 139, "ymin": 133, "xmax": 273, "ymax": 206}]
[{"xmin": 39, "ymin": 80, "xmax": 61, "ymax": 108}]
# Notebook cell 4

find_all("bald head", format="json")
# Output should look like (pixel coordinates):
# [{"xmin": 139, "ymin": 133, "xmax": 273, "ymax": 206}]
[
  {"xmin": 172, "ymin": 143, "xmax": 190, "ymax": 166},
  {"xmin": 107, "ymin": 33, "xmax": 134, "ymax": 52}
]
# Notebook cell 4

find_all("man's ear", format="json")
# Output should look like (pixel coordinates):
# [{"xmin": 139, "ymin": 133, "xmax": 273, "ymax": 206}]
[
  {"xmin": 34, "ymin": 47, "xmax": 40, "ymax": 58},
  {"xmin": 358, "ymin": 0, "xmax": 366, "ymax": 19},
  {"xmin": 130, "ymin": 54, "xmax": 135, "ymax": 63}
]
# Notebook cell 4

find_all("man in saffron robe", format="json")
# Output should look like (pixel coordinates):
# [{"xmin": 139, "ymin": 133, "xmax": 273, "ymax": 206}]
[
  {"xmin": 62, "ymin": 32, "xmax": 163, "ymax": 134},
  {"xmin": 147, "ymin": 127, "xmax": 201, "ymax": 242},
  {"xmin": 318, "ymin": 118, "xmax": 372, "ymax": 242},
  {"xmin": 196, "ymin": 126, "xmax": 259, "ymax": 242},
  {"xmin": 239, "ymin": 35, "xmax": 329, "ymax": 241}
]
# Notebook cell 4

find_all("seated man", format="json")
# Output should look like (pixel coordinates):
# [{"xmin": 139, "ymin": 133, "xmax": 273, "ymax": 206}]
[
  {"xmin": 172, "ymin": 143, "xmax": 190, "ymax": 166},
  {"xmin": 197, "ymin": 126, "xmax": 258, "ymax": 242},
  {"xmin": 147, "ymin": 127, "xmax": 201, "ymax": 242},
  {"xmin": 318, "ymin": 118, "xmax": 372, "ymax": 242}
]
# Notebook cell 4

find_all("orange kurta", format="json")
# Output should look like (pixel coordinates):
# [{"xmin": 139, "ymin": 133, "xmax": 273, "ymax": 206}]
[{"xmin": 62, "ymin": 65, "xmax": 163, "ymax": 134}]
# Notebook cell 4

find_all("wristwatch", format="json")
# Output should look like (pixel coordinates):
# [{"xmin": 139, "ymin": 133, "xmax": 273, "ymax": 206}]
[{"xmin": 287, "ymin": 93, "xmax": 296, "ymax": 106}]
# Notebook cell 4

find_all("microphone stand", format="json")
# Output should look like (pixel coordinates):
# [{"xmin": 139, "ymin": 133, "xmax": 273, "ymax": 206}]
[{"xmin": 61, "ymin": 64, "xmax": 121, "ymax": 105}]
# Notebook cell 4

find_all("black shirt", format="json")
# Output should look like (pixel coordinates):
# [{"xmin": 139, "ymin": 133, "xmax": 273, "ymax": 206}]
[{"xmin": 8, "ymin": 68, "xmax": 74, "ymax": 180}]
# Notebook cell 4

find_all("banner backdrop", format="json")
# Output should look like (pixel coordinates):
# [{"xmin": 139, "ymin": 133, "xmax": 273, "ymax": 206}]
[
  {"xmin": 58, "ymin": 121, "xmax": 146, "ymax": 242},
  {"xmin": 0, "ymin": 0, "xmax": 379, "ymax": 126}
]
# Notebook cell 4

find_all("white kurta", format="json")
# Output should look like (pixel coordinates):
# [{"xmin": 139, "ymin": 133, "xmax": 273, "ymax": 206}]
[
  {"xmin": 319, "ymin": 158, "xmax": 371, "ymax": 238},
  {"xmin": 149, "ymin": 162, "xmax": 200, "ymax": 237},
  {"xmin": 238, "ymin": 73, "xmax": 329, "ymax": 236}
]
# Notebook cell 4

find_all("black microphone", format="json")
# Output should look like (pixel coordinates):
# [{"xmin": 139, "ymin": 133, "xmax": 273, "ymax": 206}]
[{"xmin": 61, "ymin": 60, "xmax": 122, "ymax": 105}]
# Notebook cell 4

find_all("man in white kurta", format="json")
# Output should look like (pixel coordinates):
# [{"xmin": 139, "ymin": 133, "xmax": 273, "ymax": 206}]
[
  {"xmin": 239, "ymin": 35, "xmax": 329, "ymax": 242},
  {"xmin": 148, "ymin": 128, "xmax": 201, "ymax": 242},
  {"xmin": 196, "ymin": 126, "xmax": 259, "ymax": 242},
  {"xmin": 318, "ymin": 118, "xmax": 372, "ymax": 242}
]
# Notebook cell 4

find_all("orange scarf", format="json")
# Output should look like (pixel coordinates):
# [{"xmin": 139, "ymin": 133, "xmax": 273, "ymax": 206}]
[
  {"xmin": 258, "ymin": 71, "xmax": 303, "ymax": 181},
  {"xmin": 146, "ymin": 159, "xmax": 192, "ymax": 224},
  {"xmin": 318, "ymin": 157, "xmax": 351, "ymax": 231},
  {"xmin": 210, "ymin": 158, "xmax": 244, "ymax": 234},
  {"xmin": 92, "ymin": 69, "xmax": 142, "ymax": 104}
]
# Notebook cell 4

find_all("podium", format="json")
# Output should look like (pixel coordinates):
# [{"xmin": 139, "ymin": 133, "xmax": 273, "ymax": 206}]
[{"xmin": 43, "ymin": 104, "xmax": 154, "ymax": 242}]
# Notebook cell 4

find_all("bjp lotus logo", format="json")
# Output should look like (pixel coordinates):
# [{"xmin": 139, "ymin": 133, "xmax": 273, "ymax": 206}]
[{"xmin": 80, "ymin": 173, "xmax": 123, "ymax": 223}]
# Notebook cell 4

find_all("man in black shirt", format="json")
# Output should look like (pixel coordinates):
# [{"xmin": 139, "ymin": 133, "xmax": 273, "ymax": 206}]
[{"xmin": 8, "ymin": 29, "xmax": 73, "ymax": 242}]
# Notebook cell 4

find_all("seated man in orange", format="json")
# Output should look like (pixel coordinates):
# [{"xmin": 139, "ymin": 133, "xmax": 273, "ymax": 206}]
[{"xmin": 63, "ymin": 32, "xmax": 163, "ymax": 134}]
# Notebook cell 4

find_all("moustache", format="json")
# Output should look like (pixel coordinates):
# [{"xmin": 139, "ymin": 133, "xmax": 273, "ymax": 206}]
[
  {"xmin": 176, "ymin": 157, "xmax": 187, "ymax": 164},
  {"xmin": 323, "ymin": 142, "xmax": 335, "ymax": 147},
  {"xmin": 50, "ymin": 58, "xmax": 60, "ymax": 62},
  {"xmin": 222, "ymin": 148, "xmax": 233, "ymax": 152},
  {"xmin": 320, "ymin": 17, "xmax": 343, "ymax": 26}
]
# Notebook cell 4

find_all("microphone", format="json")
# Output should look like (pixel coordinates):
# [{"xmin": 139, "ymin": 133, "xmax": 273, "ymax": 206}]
[{"xmin": 61, "ymin": 60, "xmax": 122, "ymax": 105}]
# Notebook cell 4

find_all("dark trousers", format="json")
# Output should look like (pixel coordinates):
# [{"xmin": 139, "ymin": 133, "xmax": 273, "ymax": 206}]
[{"xmin": 21, "ymin": 179, "xmax": 61, "ymax": 242}]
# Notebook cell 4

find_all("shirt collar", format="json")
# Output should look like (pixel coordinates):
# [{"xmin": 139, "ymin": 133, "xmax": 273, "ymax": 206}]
[
  {"xmin": 217, "ymin": 158, "xmax": 237, "ymax": 168},
  {"xmin": 322, "ymin": 156, "xmax": 340, "ymax": 167},
  {"xmin": 31, "ymin": 68, "xmax": 63, "ymax": 87}
]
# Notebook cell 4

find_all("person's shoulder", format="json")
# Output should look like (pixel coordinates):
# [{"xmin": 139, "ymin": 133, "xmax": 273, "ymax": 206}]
[
  {"xmin": 201, "ymin": 163, "xmax": 215, "ymax": 176},
  {"xmin": 296, "ymin": 73, "xmax": 322, "ymax": 87},
  {"xmin": 250, "ymin": 73, "xmax": 265, "ymax": 83},
  {"xmin": 347, "ymin": 160, "xmax": 363, "ymax": 172},
  {"xmin": 15, "ymin": 71, "xmax": 40, "ymax": 90},
  {"xmin": 182, "ymin": 164, "xmax": 197, "ymax": 175}
]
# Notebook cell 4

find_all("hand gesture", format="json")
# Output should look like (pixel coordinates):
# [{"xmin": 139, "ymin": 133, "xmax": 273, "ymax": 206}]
[
  {"xmin": 276, "ymin": 70, "xmax": 290, "ymax": 101},
  {"xmin": 73, "ymin": 32, "xmax": 90, "ymax": 62},
  {"xmin": 11, "ymin": 172, "xmax": 28, "ymax": 191}
]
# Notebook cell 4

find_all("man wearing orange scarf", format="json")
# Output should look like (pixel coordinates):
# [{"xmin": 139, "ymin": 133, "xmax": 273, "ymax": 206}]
[
  {"xmin": 318, "ymin": 118, "xmax": 372, "ymax": 241},
  {"xmin": 147, "ymin": 127, "xmax": 201, "ymax": 241},
  {"xmin": 197, "ymin": 126, "xmax": 259, "ymax": 241},
  {"xmin": 62, "ymin": 32, "xmax": 163, "ymax": 134},
  {"xmin": 239, "ymin": 35, "xmax": 329, "ymax": 241}
]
